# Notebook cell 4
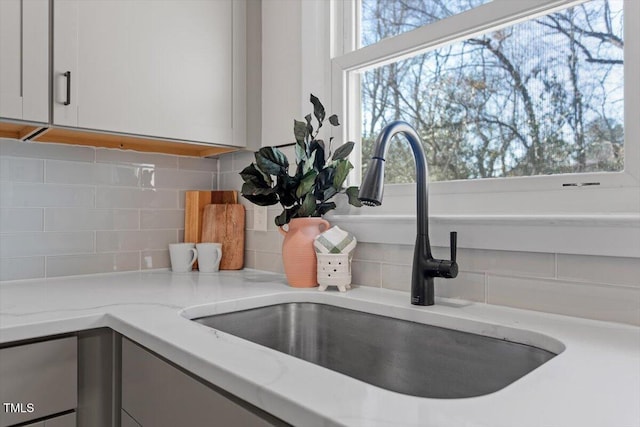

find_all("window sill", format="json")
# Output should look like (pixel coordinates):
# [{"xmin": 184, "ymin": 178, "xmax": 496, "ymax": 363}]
[{"xmin": 326, "ymin": 213, "xmax": 640, "ymax": 258}]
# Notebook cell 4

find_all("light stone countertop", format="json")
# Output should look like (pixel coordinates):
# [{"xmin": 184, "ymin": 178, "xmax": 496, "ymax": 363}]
[{"xmin": 1, "ymin": 269, "xmax": 639, "ymax": 427}]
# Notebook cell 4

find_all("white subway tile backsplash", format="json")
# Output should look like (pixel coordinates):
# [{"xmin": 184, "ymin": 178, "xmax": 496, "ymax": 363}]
[
  {"xmin": 95, "ymin": 148, "xmax": 177, "ymax": 168},
  {"xmin": 177, "ymin": 156, "xmax": 218, "ymax": 172},
  {"xmin": 47, "ymin": 252, "xmax": 140, "ymax": 277},
  {"xmin": 148, "ymin": 168, "xmax": 215, "ymax": 190},
  {"xmin": 352, "ymin": 242, "xmax": 387, "ymax": 262},
  {"xmin": 0, "ymin": 257, "xmax": 45, "ymax": 281},
  {"xmin": 0, "ymin": 232, "xmax": 94, "ymax": 257},
  {"xmin": 381, "ymin": 264, "xmax": 412, "ymax": 292},
  {"xmin": 1, "ymin": 182, "xmax": 95, "ymax": 207},
  {"xmin": 0, "ymin": 208, "xmax": 43, "ymax": 232},
  {"xmin": 140, "ymin": 250, "xmax": 171, "ymax": 270},
  {"xmin": 96, "ymin": 229, "xmax": 177, "ymax": 252},
  {"xmin": 0, "ymin": 139, "xmax": 94, "ymax": 162},
  {"xmin": 351, "ymin": 259, "xmax": 381, "ymax": 288},
  {"xmin": 0, "ymin": 157, "xmax": 44, "ymax": 182},
  {"xmin": 435, "ymin": 272, "xmax": 486, "ymax": 302},
  {"xmin": 96, "ymin": 187, "xmax": 177, "ymax": 209},
  {"xmin": 456, "ymin": 248, "xmax": 555, "ymax": 278},
  {"xmin": 246, "ymin": 230, "xmax": 281, "ymax": 253},
  {"xmin": 557, "ymin": 254, "xmax": 640, "ymax": 288},
  {"xmin": 487, "ymin": 275, "xmax": 640, "ymax": 325},
  {"xmin": 253, "ymin": 251, "xmax": 284, "ymax": 273},
  {"xmin": 46, "ymin": 160, "xmax": 141, "ymax": 187},
  {"xmin": 140, "ymin": 210, "xmax": 184, "ymax": 230},
  {"xmin": 45, "ymin": 208, "xmax": 139, "ymax": 231}
]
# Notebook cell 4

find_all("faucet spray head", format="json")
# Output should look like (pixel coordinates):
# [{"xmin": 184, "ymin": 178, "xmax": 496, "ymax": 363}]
[{"xmin": 358, "ymin": 157, "xmax": 386, "ymax": 206}]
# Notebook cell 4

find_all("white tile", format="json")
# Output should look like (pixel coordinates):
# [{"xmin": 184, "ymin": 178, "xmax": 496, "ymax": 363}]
[
  {"xmin": 243, "ymin": 250, "xmax": 256, "ymax": 269},
  {"xmin": 140, "ymin": 210, "xmax": 184, "ymax": 229},
  {"xmin": 46, "ymin": 252, "xmax": 140, "ymax": 277},
  {"xmin": 140, "ymin": 250, "xmax": 171, "ymax": 270},
  {"xmin": 95, "ymin": 147, "xmax": 177, "ymax": 168},
  {"xmin": 0, "ymin": 157, "xmax": 44, "ymax": 182},
  {"xmin": 218, "ymin": 152, "xmax": 234, "ymax": 172},
  {"xmin": 487, "ymin": 275, "xmax": 640, "ymax": 326},
  {"xmin": 177, "ymin": 156, "xmax": 218, "ymax": 172},
  {"xmin": 45, "ymin": 160, "xmax": 141, "ymax": 187},
  {"xmin": 219, "ymin": 171, "xmax": 243, "ymax": 192},
  {"xmin": 379, "ymin": 244, "xmax": 414, "ymax": 265},
  {"xmin": 96, "ymin": 230, "xmax": 177, "ymax": 252},
  {"xmin": 0, "ymin": 257, "xmax": 45, "ymax": 281},
  {"xmin": 557, "ymin": 254, "xmax": 640, "ymax": 288},
  {"xmin": 254, "ymin": 251, "xmax": 284, "ymax": 273},
  {"xmin": 0, "ymin": 182, "xmax": 95, "ymax": 207},
  {"xmin": 351, "ymin": 260, "xmax": 381, "ymax": 287},
  {"xmin": 0, "ymin": 232, "xmax": 94, "ymax": 257},
  {"xmin": 352, "ymin": 242, "xmax": 388, "ymax": 262},
  {"xmin": 45, "ymin": 208, "xmax": 139, "ymax": 231},
  {"xmin": 455, "ymin": 248, "xmax": 555, "ymax": 278},
  {"xmin": 147, "ymin": 168, "xmax": 214, "ymax": 190},
  {"xmin": 245, "ymin": 230, "xmax": 281, "ymax": 253},
  {"xmin": 0, "ymin": 208, "xmax": 43, "ymax": 232},
  {"xmin": 435, "ymin": 272, "xmax": 486, "ymax": 302},
  {"xmin": 0, "ymin": 138, "xmax": 94, "ymax": 162},
  {"xmin": 232, "ymin": 151, "xmax": 255, "ymax": 172},
  {"xmin": 96, "ymin": 187, "xmax": 177, "ymax": 209},
  {"xmin": 381, "ymin": 263, "xmax": 412, "ymax": 292}
]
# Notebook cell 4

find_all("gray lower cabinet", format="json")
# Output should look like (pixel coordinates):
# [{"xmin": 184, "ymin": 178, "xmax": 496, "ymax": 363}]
[
  {"xmin": 0, "ymin": 337, "xmax": 77, "ymax": 427},
  {"xmin": 121, "ymin": 338, "xmax": 282, "ymax": 427},
  {"xmin": 23, "ymin": 412, "xmax": 76, "ymax": 427}
]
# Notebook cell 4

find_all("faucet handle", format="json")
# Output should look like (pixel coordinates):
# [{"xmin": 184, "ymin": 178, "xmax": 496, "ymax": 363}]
[{"xmin": 450, "ymin": 231, "xmax": 457, "ymax": 263}]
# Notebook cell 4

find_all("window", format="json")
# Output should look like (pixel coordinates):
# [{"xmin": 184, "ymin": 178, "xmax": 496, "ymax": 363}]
[{"xmin": 332, "ymin": 0, "xmax": 639, "ymax": 216}]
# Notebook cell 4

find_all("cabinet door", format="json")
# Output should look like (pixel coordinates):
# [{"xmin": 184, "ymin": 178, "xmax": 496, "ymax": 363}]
[
  {"xmin": 0, "ymin": 0, "xmax": 49, "ymax": 122},
  {"xmin": 53, "ymin": 0, "xmax": 246, "ymax": 146},
  {"xmin": 121, "ymin": 338, "xmax": 278, "ymax": 427},
  {"xmin": 0, "ymin": 337, "xmax": 77, "ymax": 427}
]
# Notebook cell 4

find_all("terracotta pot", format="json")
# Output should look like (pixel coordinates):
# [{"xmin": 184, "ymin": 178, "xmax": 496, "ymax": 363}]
[{"xmin": 278, "ymin": 217, "xmax": 330, "ymax": 287}]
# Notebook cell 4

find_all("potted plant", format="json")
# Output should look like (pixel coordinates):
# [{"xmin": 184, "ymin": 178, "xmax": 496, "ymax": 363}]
[{"xmin": 239, "ymin": 94, "xmax": 361, "ymax": 287}]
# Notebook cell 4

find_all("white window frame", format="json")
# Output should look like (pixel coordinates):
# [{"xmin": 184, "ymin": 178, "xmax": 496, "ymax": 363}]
[{"xmin": 327, "ymin": 0, "xmax": 640, "ymax": 257}]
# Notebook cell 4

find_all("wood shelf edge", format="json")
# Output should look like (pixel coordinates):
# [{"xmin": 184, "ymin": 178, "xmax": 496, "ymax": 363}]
[{"xmin": 31, "ymin": 127, "xmax": 239, "ymax": 157}]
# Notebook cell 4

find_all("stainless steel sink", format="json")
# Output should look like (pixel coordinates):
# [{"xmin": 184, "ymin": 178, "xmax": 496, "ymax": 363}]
[{"xmin": 193, "ymin": 302, "xmax": 557, "ymax": 398}]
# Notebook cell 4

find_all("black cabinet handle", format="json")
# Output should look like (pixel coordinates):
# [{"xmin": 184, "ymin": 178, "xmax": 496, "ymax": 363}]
[{"xmin": 63, "ymin": 71, "xmax": 71, "ymax": 105}]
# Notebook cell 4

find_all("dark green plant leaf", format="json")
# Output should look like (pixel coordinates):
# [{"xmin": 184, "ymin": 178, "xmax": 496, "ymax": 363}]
[
  {"xmin": 310, "ymin": 139, "xmax": 326, "ymax": 171},
  {"xmin": 331, "ymin": 141, "xmax": 355, "ymax": 161},
  {"xmin": 239, "ymin": 163, "xmax": 272, "ymax": 187},
  {"xmin": 295, "ymin": 170, "xmax": 318, "ymax": 199},
  {"xmin": 328, "ymin": 114, "xmax": 339, "ymax": 126},
  {"xmin": 275, "ymin": 207, "xmax": 296, "ymax": 226},
  {"xmin": 315, "ymin": 167, "xmax": 335, "ymax": 191},
  {"xmin": 298, "ymin": 193, "xmax": 317, "ymax": 216},
  {"xmin": 242, "ymin": 192, "xmax": 278, "ymax": 206},
  {"xmin": 317, "ymin": 202, "xmax": 337, "ymax": 215},
  {"xmin": 304, "ymin": 114, "xmax": 314, "ymax": 137},
  {"xmin": 276, "ymin": 174, "xmax": 299, "ymax": 207},
  {"xmin": 310, "ymin": 94, "xmax": 325, "ymax": 125},
  {"xmin": 294, "ymin": 120, "xmax": 307, "ymax": 145},
  {"xmin": 333, "ymin": 159, "xmax": 353, "ymax": 189},
  {"xmin": 322, "ymin": 186, "xmax": 338, "ymax": 201},
  {"xmin": 241, "ymin": 182, "xmax": 275, "ymax": 196},
  {"xmin": 255, "ymin": 147, "xmax": 288, "ymax": 175},
  {"xmin": 345, "ymin": 186, "xmax": 363, "ymax": 207}
]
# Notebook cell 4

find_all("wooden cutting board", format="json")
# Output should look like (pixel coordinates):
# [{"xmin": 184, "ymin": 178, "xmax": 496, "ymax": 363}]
[
  {"xmin": 201, "ymin": 204, "xmax": 245, "ymax": 270},
  {"xmin": 184, "ymin": 190, "xmax": 238, "ymax": 244}
]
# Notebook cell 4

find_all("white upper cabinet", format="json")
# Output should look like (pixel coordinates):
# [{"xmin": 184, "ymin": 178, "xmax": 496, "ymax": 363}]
[
  {"xmin": 53, "ymin": 0, "xmax": 246, "ymax": 147},
  {"xmin": 0, "ymin": 0, "xmax": 49, "ymax": 123}
]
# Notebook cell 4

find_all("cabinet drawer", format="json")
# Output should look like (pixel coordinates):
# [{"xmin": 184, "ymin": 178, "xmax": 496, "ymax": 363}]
[
  {"xmin": 23, "ymin": 412, "xmax": 76, "ymax": 427},
  {"xmin": 0, "ymin": 337, "xmax": 77, "ymax": 427}
]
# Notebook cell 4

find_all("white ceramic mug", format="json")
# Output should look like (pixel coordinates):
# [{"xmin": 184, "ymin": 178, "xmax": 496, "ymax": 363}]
[
  {"xmin": 196, "ymin": 243, "xmax": 223, "ymax": 273},
  {"xmin": 169, "ymin": 243, "xmax": 198, "ymax": 273}
]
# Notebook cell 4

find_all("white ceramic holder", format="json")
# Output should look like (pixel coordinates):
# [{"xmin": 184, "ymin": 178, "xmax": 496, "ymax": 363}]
[{"xmin": 316, "ymin": 253, "xmax": 352, "ymax": 292}]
